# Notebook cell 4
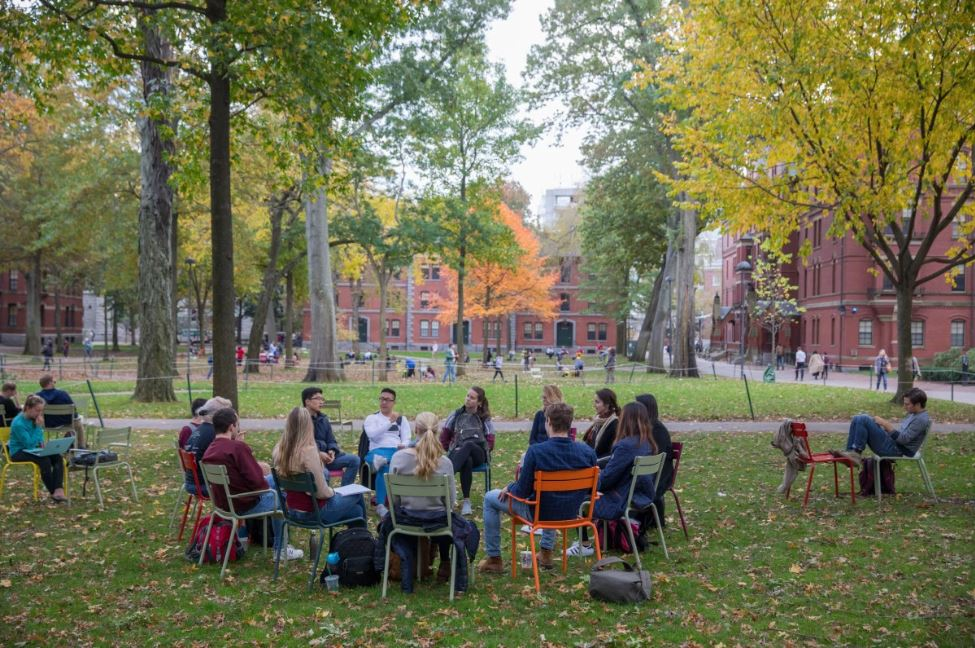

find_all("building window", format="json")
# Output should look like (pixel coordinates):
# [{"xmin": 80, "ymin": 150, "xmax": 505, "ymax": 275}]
[
  {"xmin": 534, "ymin": 322, "xmax": 544, "ymax": 340},
  {"xmin": 830, "ymin": 318, "xmax": 836, "ymax": 345},
  {"xmin": 355, "ymin": 293, "xmax": 365, "ymax": 308},
  {"xmin": 858, "ymin": 320, "xmax": 873, "ymax": 346},
  {"xmin": 421, "ymin": 265, "xmax": 441, "ymax": 280},
  {"xmin": 560, "ymin": 293, "xmax": 570, "ymax": 312},
  {"xmin": 7, "ymin": 305, "xmax": 16, "ymax": 327},
  {"xmin": 387, "ymin": 319, "xmax": 400, "ymax": 337},
  {"xmin": 911, "ymin": 320, "xmax": 924, "ymax": 347},
  {"xmin": 420, "ymin": 291, "xmax": 430, "ymax": 309},
  {"xmin": 420, "ymin": 320, "xmax": 429, "ymax": 337},
  {"xmin": 598, "ymin": 323, "xmax": 608, "ymax": 341},
  {"xmin": 950, "ymin": 320, "xmax": 964, "ymax": 348},
  {"xmin": 952, "ymin": 216, "xmax": 969, "ymax": 239},
  {"xmin": 431, "ymin": 320, "xmax": 439, "ymax": 337},
  {"xmin": 523, "ymin": 322, "xmax": 532, "ymax": 339},
  {"xmin": 8, "ymin": 271, "xmax": 17, "ymax": 290},
  {"xmin": 951, "ymin": 272, "xmax": 966, "ymax": 292},
  {"xmin": 831, "ymin": 261, "xmax": 836, "ymax": 293},
  {"xmin": 587, "ymin": 323, "xmax": 596, "ymax": 341},
  {"xmin": 559, "ymin": 258, "xmax": 572, "ymax": 283},
  {"xmin": 882, "ymin": 274, "xmax": 893, "ymax": 292}
]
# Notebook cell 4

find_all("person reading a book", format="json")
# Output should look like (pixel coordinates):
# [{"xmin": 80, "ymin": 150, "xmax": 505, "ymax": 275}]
[
  {"xmin": 272, "ymin": 407, "xmax": 366, "ymax": 527},
  {"xmin": 8, "ymin": 394, "xmax": 67, "ymax": 502}
]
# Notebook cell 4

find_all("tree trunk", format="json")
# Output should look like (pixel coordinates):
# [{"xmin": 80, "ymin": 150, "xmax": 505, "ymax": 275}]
[
  {"xmin": 634, "ymin": 266, "xmax": 664, "ymax": 365},
  {"xmin": 377, "ymin": 266, "xmax": 389, "ymax": 380},
  {"xmin": 245, "ymin": 191, "xmax": 287, "ymax": 374},
  {"xmin": 54, "ymin": 286, "xmax": 63, "ymax": 349},
  {"xmin": 207, "ymin": 40, "xmax": 239, "ymax": 406},
  {"xmin": 134, "ymin": 19, "xmax": 177, "ymax": 402},
  {"xmin": 670, "ymin": 207, "xmax": 699, "ymax": 378},
  {"xmin": 302, "ymin": 154, "xmax": 344, "ymax": 382},
  {"xmin": 112, "ymin": 300, "xmax": 120, "ymax": 351},
  {"xmin": 284, "ymin": 270, "xmax": 295, "ymax": 368},
  {"xmin": 616, "ymin": 320, "xmax": 627, "ymax": 355},
  {"xmin": 171, "ymin": 201, "xmax": 179, "ymax": 356},
  {"xmin": 23, "ymin": 253, "xmax": 41, "ymax": 356},
  {"xmin": 351, "ymin": 277, "xmax": 362, "ymax": 357},
  {"xmin": 892, "ymin": 276, "xmax": 915, "ymax": 402},
  {"xmin": 455, "ymin": 243, "xmax": 466, "ymax": 375},
  {"xmin": 235, "ymin": 298, "xmax": 244, "ymax": 344}
]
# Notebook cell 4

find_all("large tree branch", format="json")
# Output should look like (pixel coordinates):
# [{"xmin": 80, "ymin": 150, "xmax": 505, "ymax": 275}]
[
  {"xmin": 916, "ymin": 251, "xmax": 975, "ymax": 285},
  {"xmin": 88, "ymin": 0, "xmax": 206, "ymax": 15}
]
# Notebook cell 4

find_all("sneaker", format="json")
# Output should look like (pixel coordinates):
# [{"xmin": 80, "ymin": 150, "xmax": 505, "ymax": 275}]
[
  {"xmin": 477, "ymin": 556, "xmax": 504, "ymax": 574},
  {"xmin": 839, "ymin": 449, "xmax": 862, "ymax": 467},
  {"xmin": 372, "ymin": 455, "xmax": 388, "ymax": 471},
  {"xmin": 538, "ymin": 549, "xmax": 554, "ymax": 571},
  {"xmin": 565, "ymin": 541, "xmax": 594, "ymax": 557},
  {"xmin": 376, "ymin": 503, "xmax": 389, "ymax": 519},
  {"xmin": 461, "ymin": 499, "xmax": 472, "ymax": 516},
  {"xmin": 279, "ymin": 545, "xmax": 304, "ymax": 561},
  {"xmin": 519, "ymin": 524, "xmax": 544, "ymax": 535}
]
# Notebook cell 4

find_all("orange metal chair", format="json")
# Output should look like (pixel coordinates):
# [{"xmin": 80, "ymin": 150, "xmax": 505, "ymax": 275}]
[
  {"xmin": 508, "ymin": 467, "xmax": 602, "ymax": 593},
  {"xmin": 176, "ymin": 449, "xmax": 209, "ymax": 541},
  {"xmin": 786, "ymin": 422, "xmax": 857, "ymax": 508},
  {"xmin": 668, "ymin": 442, "xmax": 689, "ymax": 539}
]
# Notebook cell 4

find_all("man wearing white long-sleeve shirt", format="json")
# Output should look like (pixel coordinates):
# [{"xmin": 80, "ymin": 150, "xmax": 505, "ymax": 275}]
[{"xmin": 363, "ymin": 387, "xmax": 412, "ymax": 518}]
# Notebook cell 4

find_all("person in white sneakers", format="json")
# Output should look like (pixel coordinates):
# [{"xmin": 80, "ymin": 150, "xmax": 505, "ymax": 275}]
[{"xmin": 363, "ymin": 388, "xmax": 412, "ymax": 518}]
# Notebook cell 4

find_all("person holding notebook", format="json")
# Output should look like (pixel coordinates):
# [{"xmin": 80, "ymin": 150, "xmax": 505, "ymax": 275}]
[{"xmin": 8, "ymin": 394, "xmax": 67, "ymax": 502}]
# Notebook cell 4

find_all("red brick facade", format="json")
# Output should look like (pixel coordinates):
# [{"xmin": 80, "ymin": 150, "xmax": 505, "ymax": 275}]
[{"xmin": 0, "ymin": 270, "xmax": 84, "ymax": 344}]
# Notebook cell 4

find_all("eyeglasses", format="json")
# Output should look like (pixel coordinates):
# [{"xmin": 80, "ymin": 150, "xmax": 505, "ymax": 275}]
[
  {"xmin": 309, "ymin": 396, "xmax": 324, "ymax": 402},
  {"xmin": 379, "ymin": 396, "xmax": 395, "ymax": 402}
]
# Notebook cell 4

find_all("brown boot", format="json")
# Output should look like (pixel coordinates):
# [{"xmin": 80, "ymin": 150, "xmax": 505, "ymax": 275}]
[
  {"xmin": 477, "ymin": 556, "xmax": 504, "ymax": 574},
  {"xmin": 437, "ymin": 560, "xmax": 451, "ymax": 583},
  {"xmin": 538, "ymin": 549, "xmax": 554, "ymax": 571}
]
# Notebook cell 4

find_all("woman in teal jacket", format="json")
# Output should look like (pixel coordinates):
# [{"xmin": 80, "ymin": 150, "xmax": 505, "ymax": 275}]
[{"xmin": 9, "ymin": 395, "xmax": 67, "ymax": 502}]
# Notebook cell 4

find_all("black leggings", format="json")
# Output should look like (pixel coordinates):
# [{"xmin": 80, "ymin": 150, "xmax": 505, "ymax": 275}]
[
  {"xmin": 12, "ymin": 451, "xmax": 64, "ymax": 494},
  {"xmin": 449, "ymin": 442, "xmax": 487, "ymax": 498}
]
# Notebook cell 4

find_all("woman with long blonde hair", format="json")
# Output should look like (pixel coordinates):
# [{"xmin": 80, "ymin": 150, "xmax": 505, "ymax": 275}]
[
  {"xmin": 389, "ymin": 412, "xmax": 456, "ymax": 511},
  {"xmin": 272, "ymin": 407, "xmax": 366, "ymax": 525}
]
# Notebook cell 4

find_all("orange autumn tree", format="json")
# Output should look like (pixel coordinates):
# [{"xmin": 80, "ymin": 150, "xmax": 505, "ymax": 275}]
[{"xmin": 433, "ymin": 203, "xmax": 559, "ymax": 358}]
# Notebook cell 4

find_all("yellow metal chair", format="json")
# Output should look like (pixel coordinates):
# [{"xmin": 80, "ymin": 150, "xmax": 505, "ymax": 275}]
[{"xmin": 0, "ymin": 426, "xmax": 41, "ymax": 500}]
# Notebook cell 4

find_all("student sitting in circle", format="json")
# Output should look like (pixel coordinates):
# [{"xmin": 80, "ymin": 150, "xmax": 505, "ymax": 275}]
[
  {"xmin": 8, "ymin": 395, "xmax": 68, "ymax": 502},
  {"xmin": 363, "ymin": 388, "xmax": 411, "ymax": 519},
  {"xmin": 440, "ymin": 386, "xmax": 495, "ymax": 516}
]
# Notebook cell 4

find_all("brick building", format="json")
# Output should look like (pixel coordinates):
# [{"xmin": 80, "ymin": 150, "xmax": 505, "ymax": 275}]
[{"xmin": 0, "ymin": 270, "xmax": 84, "ymax": 346}]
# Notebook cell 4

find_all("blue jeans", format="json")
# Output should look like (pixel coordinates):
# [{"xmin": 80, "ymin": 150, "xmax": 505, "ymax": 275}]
[
  {"xmin": 876, "ymin": 371, "xmax": 887, "ymax": 390},
  {"xmin": 288, "ymin": 492, "xmax": 366, "ymax": 527},
  {"xmin": 365, "ymin": 447, "xmax": 398, "ymax": 506},
  {"xmin": 442, "ymin": 362, "xmax": 456, "ymax": 384},
  {"xmin": 846, "ymin": 415, "xmax": 905, "ymax": 457},
  {"xmin": 239, "ymin": 475, "xmax": 284, "ymax": 552},
  {"xmin": 483, "ymin": 488, "xmax": 554, "ymax": 557},
  {"xmin": 326, "ymin": 453, "xmax": 360, "ymax": 487}
]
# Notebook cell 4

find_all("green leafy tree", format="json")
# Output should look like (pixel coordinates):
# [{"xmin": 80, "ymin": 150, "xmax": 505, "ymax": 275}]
[{"xmin": 750, "ymin": 257, "xmax": 803, "ymax": 359}]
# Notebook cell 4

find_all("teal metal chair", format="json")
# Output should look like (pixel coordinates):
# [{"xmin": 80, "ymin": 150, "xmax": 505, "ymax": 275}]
[
  {"xmin": 608, "ymin": 453, "xmax": 670, "ymax": 570},
  {"xmin": 470, "ymin": 448, "xmax": 492, "ymax": 492},
  {"xmin": 271, "ymin": 469, "xmax": 366, "ymax": 591},
  {"xmin": 871, "ymin": 452, "xmax": 936, "ymax": 503},
  {"xmin": 381, "ymin": 473, "xmax": 461, "ymax": 601},
  {"xmin": 199, "ymin": 463, "xmax": 277, "ymax": 579}
]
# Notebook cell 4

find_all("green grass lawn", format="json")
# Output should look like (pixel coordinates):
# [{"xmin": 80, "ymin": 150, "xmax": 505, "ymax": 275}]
[
  {"xmin": 52, "ymin": 375, "xmax": 975, "ymax": 423},
  {"xmin": 1, "ymin": 428, "xmax": 972, "ymax": 646}
]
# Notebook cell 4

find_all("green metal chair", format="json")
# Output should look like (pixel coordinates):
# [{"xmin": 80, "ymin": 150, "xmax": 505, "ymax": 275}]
[
  {"xmin": 199, "ymin": 462, "xmax": 277, "ymax": 579},
  {"xmin": 871, "ymin": 449, "xmax": 936, "ymax": 503},
  {"xmin": 271, "ymin": 469, "xmax": 366, "ymax": 591},
  {"xmin": 168, "ymin": 440, "xmax": 189, "ymax": 530},
  {"xmin": 382, "ymin": 473, "xmax": 461, "ymax": 601},
  {"xmin": 42, "ymin": 404, "xmax": 77, "ymax": 442},
  {"xmin": 68, "ymin": 425, "xmax": 137, "ymax": 509},
  {"xmin": 612, "ymin": 453, "xmax": 670, "ymax": 569}
]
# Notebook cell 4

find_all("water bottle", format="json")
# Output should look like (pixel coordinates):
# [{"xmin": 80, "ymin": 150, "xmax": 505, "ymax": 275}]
[{"xmin": 326, "ymin": 551, "xmax": 340, "ymax": 576}]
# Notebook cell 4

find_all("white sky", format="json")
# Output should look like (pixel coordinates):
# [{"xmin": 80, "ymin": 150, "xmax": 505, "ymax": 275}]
[{"xmin": 485, "ymin": 0, "xmax": 588, "ymax": 216}]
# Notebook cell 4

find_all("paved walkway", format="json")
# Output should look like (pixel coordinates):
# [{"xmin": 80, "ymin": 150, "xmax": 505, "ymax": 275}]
[{"xmin": 103, "ymin": 417, "xmax": 974, "ymax": 434}]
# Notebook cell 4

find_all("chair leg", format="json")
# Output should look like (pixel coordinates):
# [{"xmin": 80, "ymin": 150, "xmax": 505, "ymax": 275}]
[
  {"xmin": 199, "ymin": 516, "xmax": 217, "ymax": 567},
  {"xmin": 848, "ymin": 466, "xmax": 856, "ymax": 505},
  {"xmin": 308, "ymin": 528, "xmax": 324, "ymax": 592},
  {"xmin": 650, "ymin": 505, "xmax": 668, "ymax": 560},
  {"xmin": 93, "ymin": 465, "xmax": 104, "ymax": 509},
  {"xmin": 876, "ymin": 459, "xmax": 884, "ymax": 504},
  {"xmin": 832, "ymin": 462, "xmax": 840, "ymax": 497},
  {"xmin": 624, "ymin": 515, "xmax": 641, "ymax": 571},
  {"xmin": 528, "ymin": 529, "xmax": 540, "ymax": 594},
  {"xmin": 220, "ymin": 519, "xmax": 238, "ymax": 579},
  {"xmin": 918, "ymin": 459, "xmax": 936, "ymax": 499},
  {"xmin": 381, "ymin": 534, "xmax": 393, "ymax": 598},
  {"xmin": 169, "ymin": 484, "xmax": 187, "ymax": 530},
  {"xmin": 802, "ymin": 465, "xmax": 816, "ymax": 508},
  {"xmin": 510, "ymin": 520, "xmax": 518, "ymax": 578},
  {"xmin": 125, "ymin": 463, "xmax": 138, "ymax": 502},
  {"xmin": 670, "ymin": 489, "xmax": 689, "ymax": 539},
  {"xmin": 590, "ymin": 522, "xmax": 602, "ymax": 561},
  {"xmin": 561, "ymin": 529, "xmax": 568, "ymax": 574}
]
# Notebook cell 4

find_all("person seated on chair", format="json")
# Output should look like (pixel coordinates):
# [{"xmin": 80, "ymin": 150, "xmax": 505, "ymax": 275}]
[
  {"xmin": 1, "ymin": 381, "xmax": 22, "ymax": 424},
  {"xmin": 837, "ymin": 387, "xmax": 930, "ymax": 467},
  {"xmin": 272, "ymin": 407, "xmax": 366, "ymax": 528},
  {"xmin": 203, "ymin": 407, "xmax": 304, "ymax": 561},
  {"xmin": 363, "ymin": 388, "xmax": 412, "ymax": 519},
  {"xmin": 389, "ymin": 411, "xmax": 459, "ymax": 585},
  {"xmin": 178, "ymin": 398, "xmax": 208, "ymax": 448},
  {"xmin": 635, "ymin": 393, "xmax": 673, "ymax": 524},
  {"xmin": 440, "ymin": 386, "xmax": 496, "ymax": 516},
  {"xmin": 8, "ymin": 395, "xmax": 68, "ymax": 502},
  {"xmin": 302, "ymin": 387, "xmax": 360, "ymax": 487},
  {"xmin": 529, "ymin": 384, "xmax": 563, "ymax": 447},
  {"xmin": 581, "ymin": 388, "xmax": 620, "ymax": 466},
  {"xmin": 567, "ymin": 401, "xmax": 657, "ymax": 557},
  {"xmin": 35, "ymin": 374, "xmax": 85, "ymax": 449},
  {"xmin": 183, "ymin": 396, "xmax": 232, "ymax": 497},
  {"xmin": 478, "ymin": 402, "xmax": 596, "ymax": 574}
]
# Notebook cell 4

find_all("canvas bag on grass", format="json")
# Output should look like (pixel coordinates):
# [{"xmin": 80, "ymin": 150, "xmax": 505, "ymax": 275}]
[{"xmin": 588, "ymin": 557, "xmax": 651, "ymax": 603}]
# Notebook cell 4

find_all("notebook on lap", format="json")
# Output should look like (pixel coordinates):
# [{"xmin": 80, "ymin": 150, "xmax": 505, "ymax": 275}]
[{"xmin": 24, "ymin": 436, "xmax": 74, "ymax": 457}]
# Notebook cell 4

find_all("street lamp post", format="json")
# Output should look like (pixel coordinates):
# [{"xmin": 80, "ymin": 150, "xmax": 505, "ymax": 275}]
[{"xmin": 735, "ymin": 260, "xmax": 753, "ymax": 377}]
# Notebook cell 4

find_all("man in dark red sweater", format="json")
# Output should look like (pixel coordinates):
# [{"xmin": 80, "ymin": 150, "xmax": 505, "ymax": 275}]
[{"xmin": 202, "ymin": 407, "xmax": 303, "ymax": 561}]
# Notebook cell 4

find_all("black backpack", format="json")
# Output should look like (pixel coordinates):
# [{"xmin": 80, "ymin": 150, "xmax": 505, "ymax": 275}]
[{"xmin": 323, "ymin": 527, "xmax": 380, "ymax": 587}]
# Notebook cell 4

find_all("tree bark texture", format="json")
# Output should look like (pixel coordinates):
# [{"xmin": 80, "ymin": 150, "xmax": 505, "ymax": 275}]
[
  {"xmin": 302, "ymin": 154, "xmax": 344, "ymax": 382},
  {"xmin": 634, "ymin": 266, "xmax": 663, "ymax": 366},
  {"xmin": 207, "ymin": 43, "xmax": 239, "ymax": 406},
  {"xmin": 893, "ymin": 278, "xmax": 915, "ymax": 403},
  {"xmin": 23, "ymin": 253, "xmax": 41, "ymax": 356},
  {"xmin": 244, "ymin": 189, "xmax": 288, "ymax": 374},
  {"xmin": 284, "ymin": 270, "xmax": 295, "ymax": 368},
  {"xmin": 134, "ymin": 19, "xmax": 177, "ymax": 402},
  {"xmin": 670, "ymin": 206, "xmax": 699, "ymax": 378},
  {"xmin": 53, "ymin": 287, "xmax": 62, "ymax": 348}
]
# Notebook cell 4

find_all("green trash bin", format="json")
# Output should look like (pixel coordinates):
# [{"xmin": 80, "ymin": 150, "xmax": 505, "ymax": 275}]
[{"xmin": 763, "ymin": 365, "xmax": 776, "ymax": 383}]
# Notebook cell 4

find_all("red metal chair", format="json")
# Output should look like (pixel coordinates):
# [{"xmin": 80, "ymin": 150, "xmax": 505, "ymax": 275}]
[
  {"xmin": 786, "ymin": 422, "xmax": 856, "ymax": 508},
  {"xmin": 508, "ymin": 467, "xmax": 602, "ymax": 593},
  {"xmin": 176, "ymin": 449, "xmax": 209, "ymax": 541},
  {"xmin": 668, "ymin": 442, "xmax": 689, "ymax": 539}
]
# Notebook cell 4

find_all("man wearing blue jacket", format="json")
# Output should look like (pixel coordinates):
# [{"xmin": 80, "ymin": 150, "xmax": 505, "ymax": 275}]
[{"xmin": 302, "ymin": 387, "xmax": 360, "ymax": 486}]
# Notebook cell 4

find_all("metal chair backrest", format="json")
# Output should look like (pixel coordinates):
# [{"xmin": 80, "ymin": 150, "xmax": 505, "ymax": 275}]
[
  {"xmin": 322, "ymin": 400, "xmax": 344, "ymax": 419},
  {"xmin": 98, "ymin": 426, "xmax": 131, "ymax": 454},
  {"xmin": 626, "ymin": 453, "xmax": 667, "ymax": 508},
  {"xmin": 385, "ymin": 473, "xmax": 453, "ymax": 531},
  {"xmin": 178, "ymin": 448, "xmax": 206, "ymax": 497},
  {"xmin": 790, "ymin": 422, "xmax": 813, "ymax": 458},
  {"xmin": 670, "ymin": 441, "xmax": 684, "ymax": 482},
  {"xmin": 200, "ymin": 463, "xmax": 239, "ymax": 517},
  {"xmin": 43, "ymin": 404, "xmax": 76, "ymax": 429},
  {"xmin": 72, "ymin": 396, "xmax": 89, "ymax": 419},
  {"xmin": 272, "ymin": 469, "xmax": 325, "ymax": 525},
  {"xmin": 0, "ymin": 426, "xmax": 11, "ymax": 461},
  {"xmin": 530, "ymin": 467, "xmax": 600, "ymax": 524}
]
